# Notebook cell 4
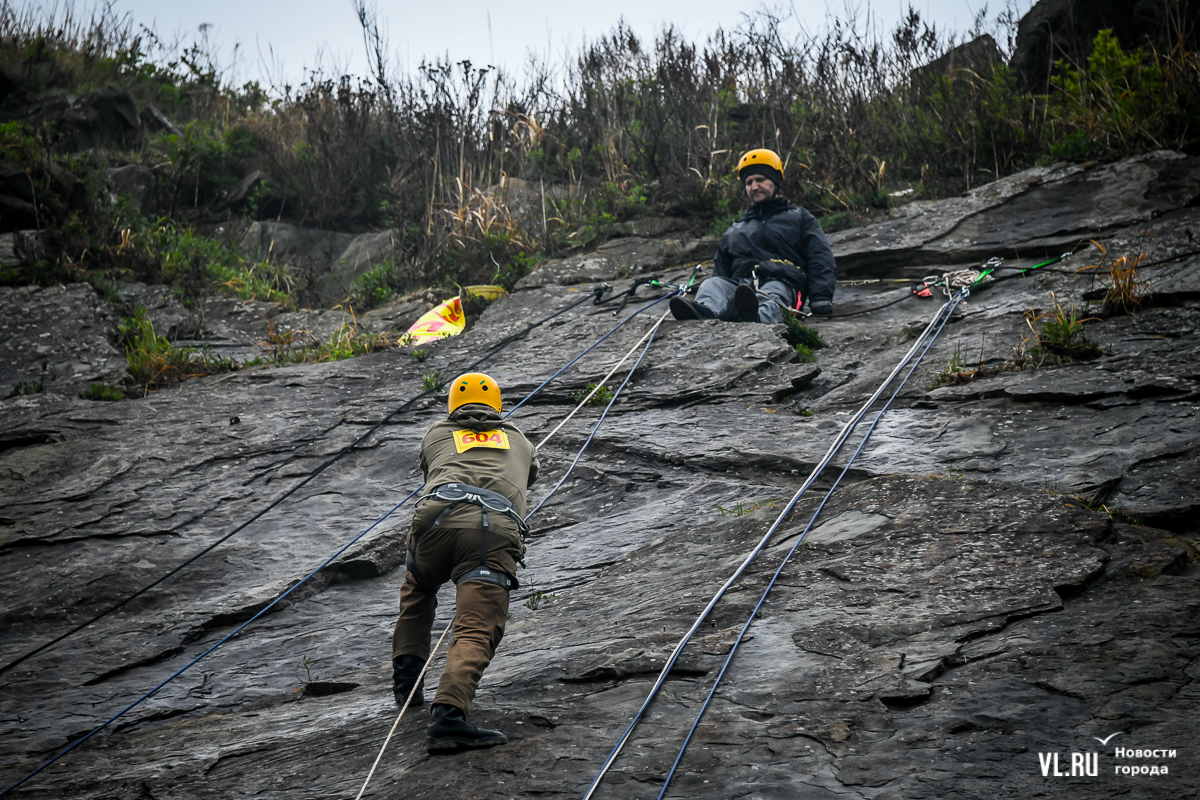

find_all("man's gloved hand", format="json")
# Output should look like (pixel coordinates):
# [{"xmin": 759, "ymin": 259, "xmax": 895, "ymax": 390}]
[{"xmin": 809, "ymin": 300, "xmax": 834, "ymax": 317}]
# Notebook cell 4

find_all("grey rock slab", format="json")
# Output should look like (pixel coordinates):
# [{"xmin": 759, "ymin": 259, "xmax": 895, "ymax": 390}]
[
  {"xmin": 830, "ymin": 152, "xmax": 1200, "ymax": 275},
  {"xmin": 104, "ymin": 164, "xmax": 157, "ymax": 217},
  {"xmin": 311, "ymin": 229, "xmax": 399, "ymax": 306},
  {"xmin": 516, "ymin": 236, "xmax": 692, "ymax": 289},
  {"xmin": 2, "ymin": 152, "xmax": 1199, "ymax": 800},
  {"xmin": 0, "ymin": 283, "xmax": 126, "ymax": 397}
]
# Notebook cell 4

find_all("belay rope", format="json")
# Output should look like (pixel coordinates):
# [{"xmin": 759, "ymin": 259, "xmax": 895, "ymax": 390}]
[
  {"xmin": 0, "ymin": 285, "xmax": 615, "ymax": 678},
  {"xmin": 582, "ymin": 285, "xmax": 971, "ymax": 800},
  {"xmin": 7, "ymin": 248, "xmax": 1061, "ymax": 795},
  {"xmin": 651, "ymin": 287, "xmax": 969, "ymax": 798},
  {"xmin": 0, "ymin": 286, "xmax": 683, "ymax": 798}
]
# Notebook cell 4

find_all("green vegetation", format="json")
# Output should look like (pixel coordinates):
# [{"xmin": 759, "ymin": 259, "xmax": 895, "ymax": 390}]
[
  {"xmin": 928, "ymin": 344, "xmax": 991, "ymax": 390},
  {"xmin": 817, "ymin": 212, "xmax": 855, "ymax": 233},
  {"xmin": 2, "ymin": 4, "xmax": 1197, "ymax": 311},
  {"xmin": 421, "ymin": 371, "xmax": 442, "ymax": 392},
  {"xmin": 784, "ymin": 317, "xmax": 826, "ymax": 362},
  {"xmin": 571, "ymin": 383, "xmax": 615, "ymax": 407},
  {"xmin": 522, "ymin": 589, "xmax": 556, "ymax": 611},
  {"xmin": 349, "ymin": 262, "xmax": 407, "ymax": 311},
  {"xmin": 5, "ymin": 380, "xmax": 44, "ymax": 398},
  {"xmin": 118, "ymin": 308, "xmax": 239, "ymax": 393},
  {"xmin": 785, "ymin": 317, "xmax": 825, "ymax": 349},
  {"xmin": 295, "ymin": 655, "xmax": 322, "ymax": 690},
  {"xmin": 1025, "ymin": 294, "xmax": 1102, "ymax": 362},
  {"xmin": 82, "ymin": 383, "xmax": 125, "ymax": 401},
  {"xmin": 717, "ymin": 497, "xmax": 782, "ymax": 517},
  {"xmin": 258, "ymin": 318, "xmax": 401, "ymax": 365},
  {"xmin": 1048, "ymin": 31, "xmax": 1189, "ymax": 160},
  {"xmin": 458, "ymin": 288, "xmax": 490, "ymax": 329}
]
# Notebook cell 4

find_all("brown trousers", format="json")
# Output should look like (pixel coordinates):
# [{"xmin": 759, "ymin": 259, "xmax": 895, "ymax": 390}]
[{"xmin": 391, "ymin": 525, "xmax": 519, "ymax": 717}]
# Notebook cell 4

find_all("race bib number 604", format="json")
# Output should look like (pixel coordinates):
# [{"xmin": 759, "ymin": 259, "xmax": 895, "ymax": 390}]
[{"xmin": 452, "ymin": 429, "xmax": 511, "ymax": 453}]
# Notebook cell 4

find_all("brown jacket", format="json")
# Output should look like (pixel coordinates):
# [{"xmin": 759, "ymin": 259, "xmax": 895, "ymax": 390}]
[{"xmin": 408, "ymin": 405, "xmax": 539, "ymax": 557}]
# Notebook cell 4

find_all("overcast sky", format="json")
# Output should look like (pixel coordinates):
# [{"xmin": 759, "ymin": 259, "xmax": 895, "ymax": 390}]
[{"xmin": 101, "ymin": 0, "xmax": 1034, "ymax": 87}]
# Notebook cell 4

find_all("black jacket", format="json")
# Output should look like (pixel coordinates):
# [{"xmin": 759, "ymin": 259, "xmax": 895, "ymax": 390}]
[{"xmin": 714, "ymin": 197, "xmax": 837, "ymax": 304}]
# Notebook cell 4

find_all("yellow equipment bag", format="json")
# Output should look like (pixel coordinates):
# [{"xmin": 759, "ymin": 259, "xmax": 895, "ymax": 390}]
[{"xmin": 405, "ymin": 285, "xmax": 508, "ymax": 344}]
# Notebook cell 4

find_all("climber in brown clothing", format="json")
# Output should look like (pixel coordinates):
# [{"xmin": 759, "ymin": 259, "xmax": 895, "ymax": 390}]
[{"xmin": 391, "ymin": 372, "xmax": 538, "ymax": 753}]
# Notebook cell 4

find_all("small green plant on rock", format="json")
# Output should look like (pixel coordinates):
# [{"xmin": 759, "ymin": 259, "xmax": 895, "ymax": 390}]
[
  {"xmin": 785, "ymin": 317, "xmax": 826, "ymax": 350},
  {"xmin": 571, "ymin": 383, "xmax": 614, "ymax": 406},
  {"xmin": 295, "ymin": 655, "xmax": 322, "ymax": 692},
  {"xmin": 785, "ymin": 317, "xmax": 825, "ymax": 363},
  {"xmin": 459, "ymin": 288, "xmax": 490, "ymax": 330},
  {"xmin": 928, "ymin": 344, "xmax": 990, "ymax": 390},
  {"xmin": 1024, "ymin": 293, "xmax": 1102, "ymax": 362},
  {"xmin": 82, "ymin": 383, "xmax": 124, "ymax": 401},
  {"xmin": 422, "ymin": 370, "xmax": 442, "ymax": 392},
  {"xmin": 5, "ymin": 380, "xmax": 44, "ymax": 398},
  {"xmin": 523, "ymin": 589, "xmax": 556, "ymax": 610},
  {"xmin": 120, "ymin": 308, "xmax": 239, "ymax": 393},
  {"xmin": 261, "ymin": 320, "xmax": 314, "ymax": 364},
  {"xmin": 717, "ymin": 497, "xmax": 782, "ymax": 517}
]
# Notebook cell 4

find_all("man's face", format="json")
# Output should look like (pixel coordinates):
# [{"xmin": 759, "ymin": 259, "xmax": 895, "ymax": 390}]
[{"xmin": 744, "ymin": 174, "xmax": 777, "ymax": 204}]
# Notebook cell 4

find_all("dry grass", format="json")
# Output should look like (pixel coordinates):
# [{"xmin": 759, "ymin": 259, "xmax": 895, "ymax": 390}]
[{"xmin": 1078, "ymin": 241, "xmax": 1153, "ymax": 315}]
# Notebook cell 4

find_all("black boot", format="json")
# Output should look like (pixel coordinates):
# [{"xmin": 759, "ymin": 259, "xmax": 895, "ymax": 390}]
[
  {"xmin": 669, "ymin": 296, "xmax": 702, "ymax": 320},
  {"xmin": 426, "ymin": 703, "xmax": 507, "ymax": 753},
  {"xmin": 392, "ymin": 655, "xmax": 425, "ymax": 707},
  {"xmin": 670, "ymin": 296, "xmax": 715, "ymax": 321},
  {"xmin": 734, "ymin": 284, "xmax": 760, "ymax": 322}
]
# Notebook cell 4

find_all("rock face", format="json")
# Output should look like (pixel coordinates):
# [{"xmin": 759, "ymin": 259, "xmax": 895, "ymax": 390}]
[
  {"xmin": 20, "ymin": 86, "xmax": 141, "ymax": 151},
  {"xmin": 913, "ymin": 34, "xmax": 1004, "ymax": 84},
  {"xmin": 1, "ymin": 153, "xmax": 1198, "ymax": 799},
  {"xmin": 1008, "ymin": 0, "xmax": 1192, "ymax": 90},
  {"xmin": 239, "ymin": 221, "xmax": 400, "ymax": 307}
]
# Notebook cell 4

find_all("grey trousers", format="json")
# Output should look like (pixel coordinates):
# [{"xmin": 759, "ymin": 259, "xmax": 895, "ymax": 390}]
[{"xmin": 693, "ymin": 276, "xmax": 797, "ymax": 323}]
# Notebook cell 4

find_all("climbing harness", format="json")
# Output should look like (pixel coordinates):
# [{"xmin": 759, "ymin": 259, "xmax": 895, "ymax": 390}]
[
  {"xmin": 0, "ymin": 283, "xmax": 612, "ymax": 679},
  {"xmin": 0, "ymin": 287, "xmax": 682, "ymax": 798},
  {"xmin": 408, "ymin": 482, "xmax": 529, "ymax": 591},
  {"xmin": 581, "ymin": 285, "xmax": 971, "ymax": 800}
]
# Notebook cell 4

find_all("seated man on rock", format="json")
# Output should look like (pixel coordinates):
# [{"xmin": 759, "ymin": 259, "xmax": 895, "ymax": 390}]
[{"xmin": 671, "ymin": 148, "xmax": 837, "ymax": 322}]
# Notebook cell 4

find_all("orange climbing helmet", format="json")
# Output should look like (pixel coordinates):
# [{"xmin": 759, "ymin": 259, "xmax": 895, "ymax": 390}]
[
  {"xmin": 448, "ymin": 372, "xmax": 502, "ymax": 414},
  {"xmin": 736, "ymin": 148, "xmax": 784, "ymax": 186}
]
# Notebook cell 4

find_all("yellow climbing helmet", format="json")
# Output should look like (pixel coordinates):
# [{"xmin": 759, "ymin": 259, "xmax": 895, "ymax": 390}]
[
  {"xmin": 736, "ymin": 148, "xmax": 784, "ymax": 185},
  {"xmin": 448, "ymin": 372, "xmax": 502, "ymax": 414}
]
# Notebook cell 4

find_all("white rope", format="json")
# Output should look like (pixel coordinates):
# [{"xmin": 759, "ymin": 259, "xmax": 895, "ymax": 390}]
[
  {"xmin": 354, "ymin": 623, "xmax": 452, "ymax": 800},
  {"xmin": 535, "ymin": 311, "xmax": 669, "ymax": 450}
]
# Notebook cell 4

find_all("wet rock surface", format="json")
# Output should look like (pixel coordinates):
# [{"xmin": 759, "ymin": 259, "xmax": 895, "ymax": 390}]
[{"xmin": 1, "ymin": 154, "xmax": 1198, "ymax": 798}]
